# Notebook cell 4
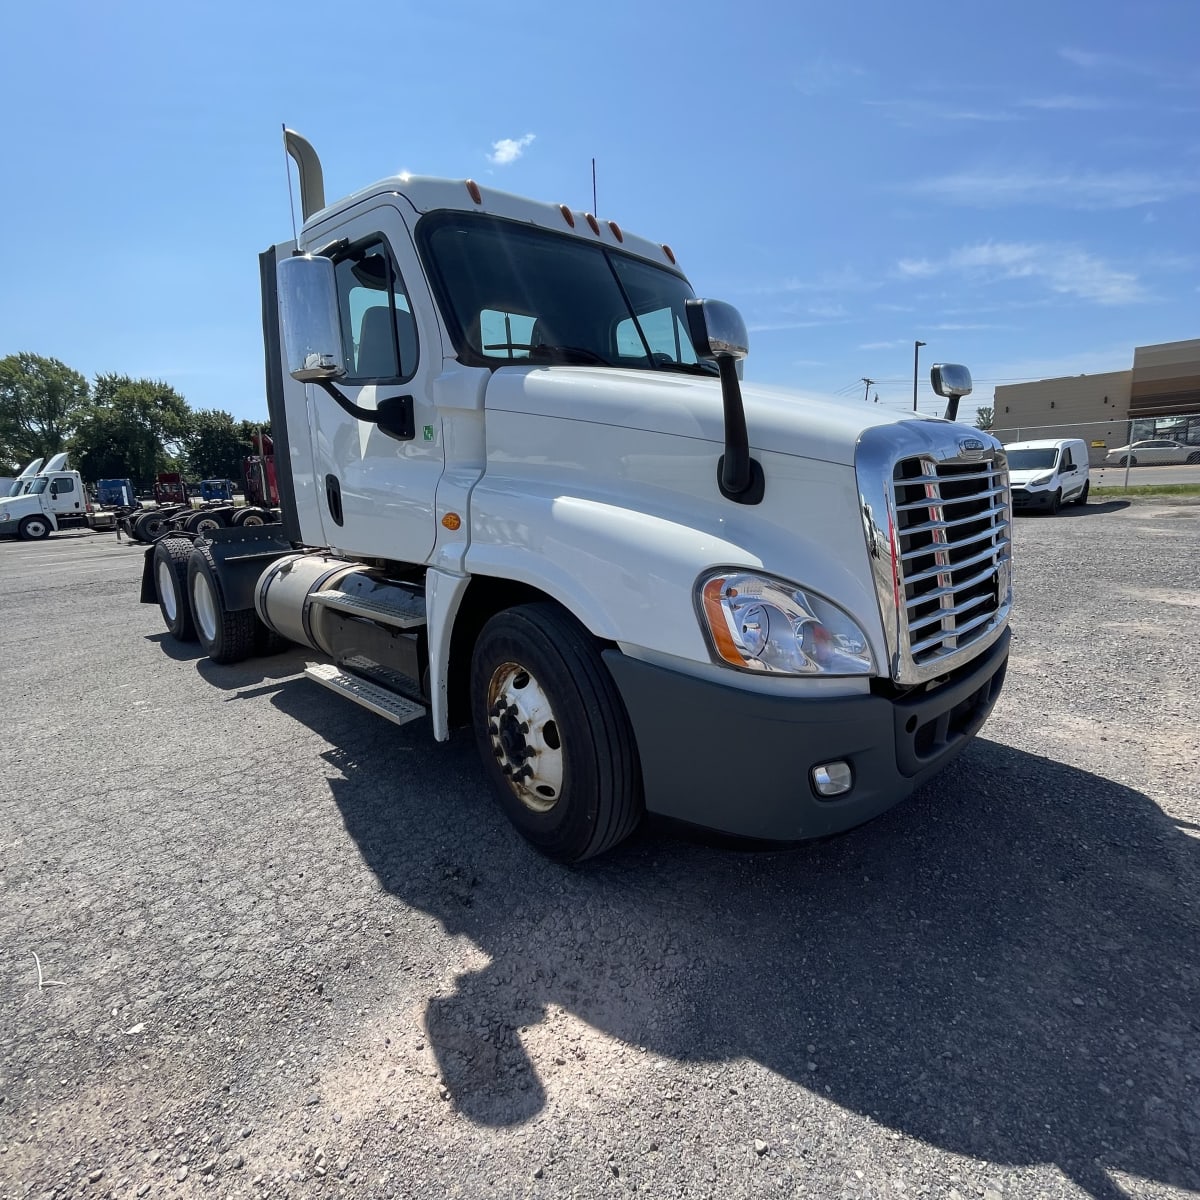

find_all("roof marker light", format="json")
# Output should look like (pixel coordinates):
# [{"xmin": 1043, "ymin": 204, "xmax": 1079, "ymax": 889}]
[
  {"xmin": 585, "ymin": 213, "xmax": 600, "ymax": 235},
  {"xmin": 559, "ymin": 204, "xmax": 575, "ymax": 228},
  {"xmin": 607, "ymin": 221, "xmax": 624, "ymax": 242},
  {"xmin": 662, "ymin": 244, "xmax": 676, "ymax": 264},
  {"xmin": 465, "ymin": 180, "xmax": 483, "ymax": 204}
]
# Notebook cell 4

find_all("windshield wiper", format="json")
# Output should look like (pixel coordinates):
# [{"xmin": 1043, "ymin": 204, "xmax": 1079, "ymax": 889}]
[
  {"xmin": 649, "ymin": 359, "xmax": 720, "ymax": 377},
  {"xmin": 528, "ymin": 344, "xmax": 613, "ymax": 366}
]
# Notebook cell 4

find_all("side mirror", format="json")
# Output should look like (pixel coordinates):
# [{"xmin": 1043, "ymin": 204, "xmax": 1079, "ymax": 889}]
[
  {"xmin": 49, "ymin": 483, "xmax": 59, "ymax": 497},
  {"xmin": 277, "ymin": 254, "xmax": 347, "ymax": 382},
  {"xmin": 685, "ymin": 298, "xmax": 749, "ymax": 361},
  {"xmin": 930, "ymin": 363, "xmax": 973, "ymax": 421}
]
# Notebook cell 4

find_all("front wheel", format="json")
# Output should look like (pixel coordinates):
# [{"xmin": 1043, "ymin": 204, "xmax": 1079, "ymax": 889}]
[
  {"xmin": 469, "ymin": 603, "xmax": 643, "ymax": 862},
  {"xmin": 18, "ymin": 515, "xmax": 52, "ymax": 540},
  {"xmin": 1048, "ymin": 489, "xmax": 1061, "ymax": 515},
  {"xmin": 1187, "ymin": 452, "xmax": 1200, "ymax": 465},
  {"xmin": 1118, "ymin": 455, "xmax": 1136, "ymax": 467}
]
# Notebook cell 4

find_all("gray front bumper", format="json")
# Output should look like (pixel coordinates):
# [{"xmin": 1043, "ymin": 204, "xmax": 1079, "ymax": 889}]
[{"xmin": 604, "ymin": 629, "xmax": 1010, "ymax": 841}]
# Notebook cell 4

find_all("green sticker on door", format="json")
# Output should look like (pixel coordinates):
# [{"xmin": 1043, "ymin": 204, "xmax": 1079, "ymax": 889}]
[{"xmin": 423, "ymin": 425, "xmax": 435, "ymax": 441}]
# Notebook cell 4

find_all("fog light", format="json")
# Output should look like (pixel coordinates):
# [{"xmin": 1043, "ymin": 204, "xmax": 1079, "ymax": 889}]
[{"xmin": 811, "ymin": 761, "xmax": 853, "ymax": 798}]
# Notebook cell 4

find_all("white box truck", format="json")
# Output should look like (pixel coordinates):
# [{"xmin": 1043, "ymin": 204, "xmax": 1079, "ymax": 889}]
[{"xmin": 140, "ymin": 131, "xmax": 1013, "ymax": 861}]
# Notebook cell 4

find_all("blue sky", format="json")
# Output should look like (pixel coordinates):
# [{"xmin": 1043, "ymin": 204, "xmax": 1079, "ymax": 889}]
[{"xmin": 1, "ymin": 0, "xmax": 1196, "ymax": 423}]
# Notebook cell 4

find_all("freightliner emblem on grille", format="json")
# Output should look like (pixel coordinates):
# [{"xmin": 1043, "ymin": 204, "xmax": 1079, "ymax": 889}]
[{"xmin": 958, "ymin": 437, "xmax": 985, "ymax": 457}]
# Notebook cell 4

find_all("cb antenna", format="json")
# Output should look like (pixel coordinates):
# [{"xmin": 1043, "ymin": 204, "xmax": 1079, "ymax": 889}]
[{"xmin": 592, "ymin": 157, "xmax": 597, "ymax": 215}]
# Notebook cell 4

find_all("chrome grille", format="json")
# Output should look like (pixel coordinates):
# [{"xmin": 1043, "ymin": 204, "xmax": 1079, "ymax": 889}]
[{"xmin": 891, "ymin": 455, "xmax": 1011, "ymax": 672}]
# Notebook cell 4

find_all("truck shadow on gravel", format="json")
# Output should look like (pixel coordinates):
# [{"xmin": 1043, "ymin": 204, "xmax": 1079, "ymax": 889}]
[{"xmin": 271, "ymin": 685, "xmax": 1198, "ymax": 1200}]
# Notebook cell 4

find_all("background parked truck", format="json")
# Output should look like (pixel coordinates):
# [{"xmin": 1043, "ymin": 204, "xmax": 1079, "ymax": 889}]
[{"xmin": 141, "ymin": 129, "xmax": 1013, "ymax": 862}]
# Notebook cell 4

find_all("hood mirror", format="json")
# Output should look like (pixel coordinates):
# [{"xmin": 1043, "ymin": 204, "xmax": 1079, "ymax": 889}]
[{"xmin": 931, "ymin": 363, "xmax": 973, "ymax": 422}]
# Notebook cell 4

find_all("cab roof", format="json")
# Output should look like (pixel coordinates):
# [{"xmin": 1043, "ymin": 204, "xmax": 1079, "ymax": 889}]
[{"xmin": 301, "ymin": 175, "xmax": 684, "ymax": 275}]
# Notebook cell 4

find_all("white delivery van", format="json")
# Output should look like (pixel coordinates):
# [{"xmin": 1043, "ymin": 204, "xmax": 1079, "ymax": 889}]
[{"xmin": 1005, "ymin": 438, "xmax": 1089, "ymax": 514}]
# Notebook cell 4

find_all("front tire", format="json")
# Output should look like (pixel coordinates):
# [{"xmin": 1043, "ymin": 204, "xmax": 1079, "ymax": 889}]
[
  {"xmin": 469, "ymin": 603, "xmax": 643, "ymax": 863},
  {"xmin": 18, "ymin": 515, "xmax": 52, "ymax": 541},
  {"xmin": 187, "ymin": 543, "xmax": 258, "ymax": 664},
  {"xmin": 154, "ymin": 537, "xmax": 197, "ymax": 641},
  {"xmin": 1048, "ymin": 489, "xmax": 1061, "ymax": 515}
]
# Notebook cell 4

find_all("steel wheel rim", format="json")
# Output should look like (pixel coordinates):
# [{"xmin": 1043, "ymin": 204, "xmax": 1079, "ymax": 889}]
[
  {"xmin": 486, "ymin": 661, "xmax": 564, "ymax": 813},
  {"xmin": 157, "ymin": 560, "xmax": 178, "ymax": 621},
  {"xmin": 195, "ymin": 517, "xmax": 221, "ymax": 534},
  {"xmin": 29, "ymin": 520, "xmax": 48, "ymax": 537},
  {"xmin": 241, "ymin": 513, "xmax": 264, "ymax": 526},
  {"xmin": 191, "ymin": 572, "xmax": 218, "ymax": 643}
]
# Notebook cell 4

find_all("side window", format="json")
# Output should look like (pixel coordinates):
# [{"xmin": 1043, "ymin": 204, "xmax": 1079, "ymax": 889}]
[
  {"xmin": 52, "ymin": 476, "xmax": 75, "ymax": 494},
  {"xmin": 480, "ymin": 309, "xmax": 536, "ymax": 358},
  {"xmin": 615, "ymin": 307, "xmax": 698, "ymax": 363},
  {"xmin": 1060, "ymin": 449, "xmax": 1073, "ymax": 470},
  {"xmin": 333, "ymin": 238, "xmax": 418, "ymax": 381}
]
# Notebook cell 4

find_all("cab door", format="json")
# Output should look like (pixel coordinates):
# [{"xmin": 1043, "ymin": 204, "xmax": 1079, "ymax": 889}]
[
  {"xmin": 49, "ymin": 473, "xmax": 84, "ymax": 518},
  {"xmin": 307, "ymin": 200, "xmax": 444, "ymax": 563}
]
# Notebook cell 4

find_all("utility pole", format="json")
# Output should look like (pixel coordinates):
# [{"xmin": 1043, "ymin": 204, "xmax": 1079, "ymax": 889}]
[
  {"xmin": 913, "ymin": 341, "xmax": 926, "ymax": 412},
  {"xmin": 861, "ymin": 377, "xmax": 875, "ymax": 404}
]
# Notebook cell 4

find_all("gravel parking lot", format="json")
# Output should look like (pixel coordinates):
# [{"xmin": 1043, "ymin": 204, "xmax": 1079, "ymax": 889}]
[{"xmin": 2, "ymin": 501, "xmax": 1198, "ymax": 1200}]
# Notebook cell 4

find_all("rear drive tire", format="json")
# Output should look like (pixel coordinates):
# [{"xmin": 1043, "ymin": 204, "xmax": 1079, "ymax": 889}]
[
  {"xmin": 232, "ymin": 507, "xmax": 270, "ymax": 527},
  {"xmin": 469, "ymin": 602, "xmax": 643, "ymax": 863},
  {"xmin": 134, "ymin": 511, "xmax": 169, "ymax": 541},
  {"xmin": 153, "ymin": 537, "xmax": 197, "ymax": 641},
  {"xmin": 187, "ymin": 542, "xmax": 258, "ymax": 664},
  {"xmin": 18, "ymin": 515, "xmax": 52, "ymax": 541},
  {"xmin": 185, "ymin": 510, "xmax": 225, "ymax": 535},
  {"xmin": 1187, "ymin": 452, "xmax": 1200, "ymax": 465}
]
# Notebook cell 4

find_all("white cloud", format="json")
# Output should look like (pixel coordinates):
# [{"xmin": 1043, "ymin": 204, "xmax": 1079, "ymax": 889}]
[
  {"xmin": 866, "ymin": 98, "xmax": 1019, "ymax": 125},
  {"xmin": 1019, "ymin": 94, "xmax": 1115, "ymax": 111},
  {"xmin": 487, "ymin": 133, "xmax": 536, "ymax": 166},
  {"xmin": 895, "ymin": 241, "xmax": 1146, "ymax": 306},
  {"xmin": 902, "ymin": 166, "xmax": 1200, "ymax": 209}
]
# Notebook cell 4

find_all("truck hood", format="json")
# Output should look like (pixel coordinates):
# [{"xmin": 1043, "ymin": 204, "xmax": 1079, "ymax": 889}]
[
  {"xmin": 483, "ymin": 366, "xmax": 945, "ymax": 466},
  {"xmin": 0, "ymin": 495, "xmax": 49, "ymax": 520}
]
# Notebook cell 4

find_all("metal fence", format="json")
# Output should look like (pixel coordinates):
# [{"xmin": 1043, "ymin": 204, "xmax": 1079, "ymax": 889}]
[{"xmin": 990, "ymin": 412, "xmax": 1200, "ymax": 474}]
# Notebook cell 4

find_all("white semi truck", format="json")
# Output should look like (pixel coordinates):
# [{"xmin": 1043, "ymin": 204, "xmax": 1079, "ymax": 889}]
[
  {"xmin": 141, "ymin": 130, "xmax": 1013, "ymax": 862},
  {"xmin": 2, "ymin": 453, "xmax": 117, "ymax": 536}
]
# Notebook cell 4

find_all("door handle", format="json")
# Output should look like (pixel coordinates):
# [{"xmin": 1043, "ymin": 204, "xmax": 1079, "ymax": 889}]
[{"xmin": 325, "ymin": 474, "xmax": 344, "ymax": 526}]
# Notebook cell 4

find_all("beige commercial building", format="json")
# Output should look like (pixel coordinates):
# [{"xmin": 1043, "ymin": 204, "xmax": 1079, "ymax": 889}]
[{"xmin": 993, "ymin": 337, "xmax": 1200, "ymax": 464}]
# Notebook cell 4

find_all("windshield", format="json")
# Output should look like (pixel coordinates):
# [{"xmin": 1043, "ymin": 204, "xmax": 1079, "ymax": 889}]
[
  {"xmin": 1006, "ymin": 449, "xmax": 1058, "ymax": 471},
  {"xmin": 418, "ymin": 213, "xmax": 715, "ymax": 375},
  {"xmin": 28, "ymin": 478, "xmax": 49, "ymax": 494}
]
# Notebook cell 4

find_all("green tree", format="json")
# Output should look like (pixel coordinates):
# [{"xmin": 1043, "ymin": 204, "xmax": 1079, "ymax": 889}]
[
  {"xmin": 975, "ymin": 406, "xmax": 994, "ymax": 431},
  {"xmin": 0, "ymin": 353, "xmax": 90, "ymax": 471},
  {"xmin": 71, "ymin": 375, "xmax": 191, "ymax": 488},
  {"xmin": 186, "ymin": 409, "xmax": 247, "ymax": 481}
]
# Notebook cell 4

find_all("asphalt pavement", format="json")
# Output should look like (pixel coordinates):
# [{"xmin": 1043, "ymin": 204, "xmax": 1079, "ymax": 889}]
[{"xmin": 1, "ymin": 504, "xmax": 1197, "ymax": 1200}]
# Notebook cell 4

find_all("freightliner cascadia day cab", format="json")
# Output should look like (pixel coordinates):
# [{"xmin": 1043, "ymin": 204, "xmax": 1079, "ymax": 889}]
[{"xmin": 141, "ymin": 130, "xmax": 1013, "ymax": 862}]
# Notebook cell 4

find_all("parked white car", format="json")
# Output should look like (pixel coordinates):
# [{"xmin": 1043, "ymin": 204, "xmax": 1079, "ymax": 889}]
[
  {"xmin": 1104, "ymin": 439, "xmax": 1200, "ymax": 466},
  {"xmin": 1005, "ymin": 438, "xmax": 1090, "ymax": 514}
]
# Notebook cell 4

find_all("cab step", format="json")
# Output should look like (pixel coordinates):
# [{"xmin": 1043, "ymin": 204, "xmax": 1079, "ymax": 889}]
[
  {"xmin": 308, "ymin": 589, "xmax": 426, "ymax": 629},
  {"xmin": 304, "ymin": 662, "xmax": 427, "ymax": 727}
]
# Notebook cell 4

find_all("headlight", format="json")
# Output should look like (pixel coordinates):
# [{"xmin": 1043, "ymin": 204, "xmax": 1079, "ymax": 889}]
[
  {"xmin": 697, "ymin": 570, "xmax": 874, "ymax": 676},
  {"xmin": 1029, "ymin": 473, "xmax": 1053, "ymax": 486}
]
